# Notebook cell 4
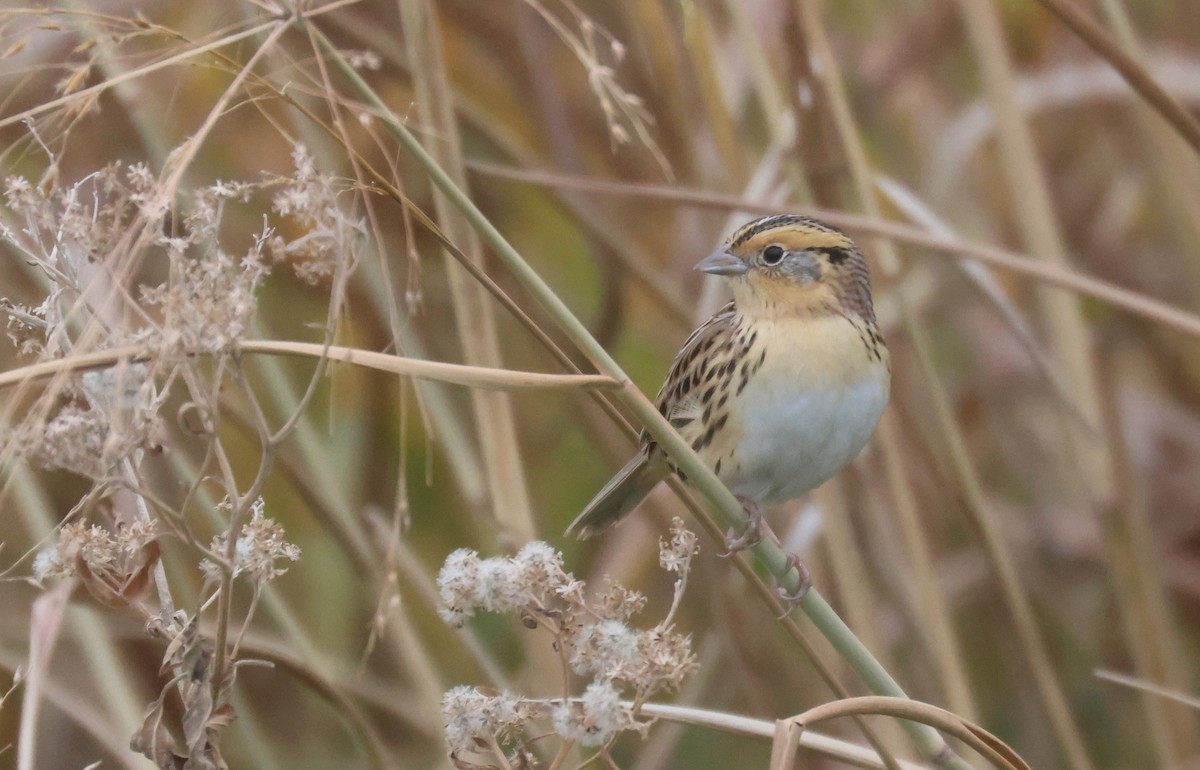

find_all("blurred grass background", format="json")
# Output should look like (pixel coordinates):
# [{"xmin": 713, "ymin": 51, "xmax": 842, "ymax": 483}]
[{"xmin": 1, "ymin": 0, "xmax": 1199, "ymax": 768}]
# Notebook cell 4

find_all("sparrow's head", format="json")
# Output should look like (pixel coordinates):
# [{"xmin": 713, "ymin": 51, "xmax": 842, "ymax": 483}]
[{"xmin": 696, "ymin": 214, "xmax": 876, "ymax": 322}]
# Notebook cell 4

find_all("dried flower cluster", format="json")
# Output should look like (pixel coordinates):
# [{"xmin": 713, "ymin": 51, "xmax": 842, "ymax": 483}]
[
  {"xmin": 138, "ymin": 178, "xmax": 269, "ymax": 355},
  {"xmin": 33, "ymin": 518, "xmax": 158, "ymax": 582},
  {"xmin": 437, "ymin": 540, "xmax": 573, "ymax": 627},
  {"xmin": 14, "ymin": 362, "xmax": 164, "ymax": 479},
  {"xmin": 33, "ymin": 518, "xmax": 161, "ymax": 607},
  {"xmin": 2, "ymin": 144, "xmax": 335, "ymax": 769},
  {"xmin": 201, "ymin": 497, "xmax": 302, "ymax": 585},
  {"xmin": 659, "ymin": 519, "xmax": 700, "ymax": 575},
  {"xmin": 441, "ymin": 686, "xmax": 533, "ymax": 758},
  {"xmin": 2, "ymin": 164, "xmax": 156, "ymax": 357},
  {"xmin": 438, "ymin": 521, "xmax": 699, "ymax": 765},
  {"xmin": 267, "ymin": 144, "xmax": 363, "ymax": 285},
  {"xmin": 1, "ymin": 144, "xmax": 361, "ymax": 365},
  {"xmin": 17, "ymin": 401, "xmax": 127, "ymax": 479}
]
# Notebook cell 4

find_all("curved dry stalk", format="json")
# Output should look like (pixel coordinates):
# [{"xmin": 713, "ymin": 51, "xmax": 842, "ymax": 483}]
[
  {"xmin": 779, "ymin": 696, "xmax": 1031, "ymax": 770},
  {"xmin": 0, "ymin": 341, "xmax": 619, "ymax": 392},
  {"xmin": 631, "ymin": 702, "xmax": 928, "ymax": 770}
]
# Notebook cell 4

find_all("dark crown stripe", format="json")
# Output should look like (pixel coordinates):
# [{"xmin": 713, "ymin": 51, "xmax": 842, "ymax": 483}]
[{"xmin": 728, "ymin": 214, "xmax": 842, "ymax": 248}]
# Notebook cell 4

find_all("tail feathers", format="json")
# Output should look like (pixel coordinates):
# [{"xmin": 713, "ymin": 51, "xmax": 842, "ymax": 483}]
[{"xmin": 567, "ymin": 454, "xmax": 666, "ymax": 539}]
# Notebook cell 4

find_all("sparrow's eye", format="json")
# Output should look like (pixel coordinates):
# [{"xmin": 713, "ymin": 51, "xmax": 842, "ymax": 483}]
[{"xmin": 762, "ymin": 245, "xmax": 785, "ymax": 265}]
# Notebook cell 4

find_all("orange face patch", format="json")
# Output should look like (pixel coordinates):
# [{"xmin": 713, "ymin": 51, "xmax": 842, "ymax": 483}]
[{"xmin": 735, "ymin": 268, "xmax": 840, "ymax": 319}]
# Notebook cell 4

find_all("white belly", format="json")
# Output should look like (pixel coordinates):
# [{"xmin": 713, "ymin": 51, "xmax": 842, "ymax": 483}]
[{"xmin": 722, "ymin": 359, "xmax": 889, "ymax": 504}]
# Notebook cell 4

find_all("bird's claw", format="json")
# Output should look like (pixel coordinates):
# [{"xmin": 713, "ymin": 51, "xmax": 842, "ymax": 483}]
[
  {"xmin": 721, "ymin": 500, "xmax": 766, "ymax": 556},
  {"xmin": 772, "ymin": 553, "xmax": 811, "ymax": 617}
]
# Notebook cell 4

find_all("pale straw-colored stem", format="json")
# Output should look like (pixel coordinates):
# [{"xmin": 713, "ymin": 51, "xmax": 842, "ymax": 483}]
[
  {"xmin": 0, "ymin": 341, "xmax": 619, "ymax": 393},
  {"xmin": 1086, "ymin": 3, "xmax": 1200, "ymax": 760},
  {"xmin": 400, "ymin": 0, "xmax": 536, "ymax": 544}
]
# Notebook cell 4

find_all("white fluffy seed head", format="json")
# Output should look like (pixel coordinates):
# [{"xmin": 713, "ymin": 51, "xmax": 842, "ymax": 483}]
[{"xmin": 551, "ymin": 680, "xmax": 631, "ymax": 747}]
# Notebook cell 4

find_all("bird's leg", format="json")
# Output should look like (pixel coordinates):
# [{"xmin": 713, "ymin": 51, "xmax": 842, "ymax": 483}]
[
  {"xmin": 720, "ymin": 498, "xmax": 812, "ymax": 610},
  {"xmin": 722, "ymin": 496, "xmax": 767, "ymax": 554}
]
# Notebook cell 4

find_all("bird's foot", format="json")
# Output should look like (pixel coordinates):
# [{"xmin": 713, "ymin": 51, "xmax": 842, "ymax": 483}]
[
  {"xmin": 772, "ymin": 552, "xmax": 812, "ymax": 616},
  {"xmin": 721, "ymin": 497, "xmax": 766, "ymax": 555}
]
